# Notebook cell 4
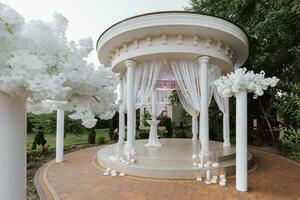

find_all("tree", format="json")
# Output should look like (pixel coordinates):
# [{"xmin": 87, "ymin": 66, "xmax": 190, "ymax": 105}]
[
  {"xmin": 0, "ymin": 3, "xmax": 117, "ymax": 198},
  {"xmin": 188, "ymin": 0, "xmax": 300, "ymax": 143}
]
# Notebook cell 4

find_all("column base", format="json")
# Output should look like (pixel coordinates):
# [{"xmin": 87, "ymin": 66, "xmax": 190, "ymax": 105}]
[{"xmin": 223, "ymin": 142, "xmax": 231, "ymax": 147}]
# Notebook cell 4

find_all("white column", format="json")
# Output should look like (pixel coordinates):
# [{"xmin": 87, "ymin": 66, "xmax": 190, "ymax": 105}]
[
  {"xmin": 198, "ymin": 56, "xmax": 210, "ymax": 153},
  {"xmin": 145, "ymin": 89, "xmax": 161, "ymax": 147},
  {"xmin": 236, "ymin": 91, "xmax": 248, "ymax": 192},
  {"xmin": 0, "ymin": 93, "xmax": 26, "ymax": 200},
  {"xmin": 125, "ymin": 60, "xmax": 136, "ymax": 156},
  {"xmin": 192, "ymin": 114, "xmax": 198, "ymax": 140},
  {"xmin": 56, "ymin": 109, "xmax": 64, "ymax": 163},
  {"xmin": 223, "ymin": 97, "xmax": 231, "ymax": 146},
  {"xmin": 118, "ymin": 76, "xmax": 125, "ymax": 144}
]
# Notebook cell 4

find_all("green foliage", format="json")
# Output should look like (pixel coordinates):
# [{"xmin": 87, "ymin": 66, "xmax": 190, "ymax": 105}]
[
  {"xmin": 273, "ymin": 83, "xmax": 300, "ymax": 128},
  {"xmin": 108, "ymin": 112, "xmax": 119, "ymax": 141},
  {"xmin": 31, "ymin": 126, "xmax": 47, "ymax": 151},
  {"xmin": 278, "ymin": 128, "xmax": 300, "ymax": 161},
  {"xmin": 169, "ymin": 90, "xmax": 180, "ymax": 105},
  {"xmin": 142, "ymin": 110, "xmax": 151, "ymax": 126},
  {"xmin": 95, "ymin": 117, "xmax": 110, "ymax": 129},
  {"xmin": 96, "ymin": 136, "xmax": 105, "ymax": 144},
  {"xmin": 137, "ymin": 130, "xmax": 149, "ymax": 139},
  {"xmin": 64, "ymin": 113, "xmax": 90, "ymax": 135},
  {"xmin": 27, "ymin": 112, "xmax": 56, "ymax": 135},
  {"xmin": 188, "ymin": 0, "xmax": 300, "ymax": 145},
  {"xmin": 174, "ymin": 129, "xmax": 186, "ymax": 138},
  {"xmin": 209, "ymin": 100, "xmax": 223, "ymax": 142},
  {"xmin": 161, "ymin": 116, "xmax": 173, "ymax": 138},
  {"xmin": 278, "ymin": 128, "xmax": 300, "ymax": 155},
  {"xmin": 88, "ymin": 128, "xmax": 96, "ymax": 144}
]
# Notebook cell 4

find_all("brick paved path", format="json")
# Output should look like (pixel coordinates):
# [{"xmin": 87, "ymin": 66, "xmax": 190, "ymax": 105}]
[{"xmin": 35, "ymin": 146, "xmax": 300, "ymax": 200}]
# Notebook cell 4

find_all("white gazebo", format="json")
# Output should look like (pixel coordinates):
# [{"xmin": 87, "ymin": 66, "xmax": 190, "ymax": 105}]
[{"xmin": 96, "ymin": 11, "xmax": 250, "ymax": 192}]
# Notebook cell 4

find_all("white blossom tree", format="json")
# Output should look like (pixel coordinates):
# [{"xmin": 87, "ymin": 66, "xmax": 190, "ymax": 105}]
[
  {"xmin": 214, "ymin": 68, "xmax": 279, "ymax": 192},
  {"xmin": 0, "ymin": 3, "xmax": 117, "ymax": 199}
]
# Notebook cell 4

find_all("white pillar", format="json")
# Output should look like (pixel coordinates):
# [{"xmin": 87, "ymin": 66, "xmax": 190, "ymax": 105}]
[
  {"xmin": 125, "ymin": 60, "xmax": 136, "ymax": 156},
  {"xmin": 223, "ymin": 97, "xmax": 231, "ymax": 146},
  {"xmin": 198, "ymin": 56, "xmax": 210, "ymax": 153},
  {"xmin": 0, "ymin": 93, "xmax": 26, "ymax": 200},
  {"xmin": 118, "ymin": 77, "xmax": 125, "ymax": 144},
  {"xmin": 236, "ymin": 91, "xmax": 248, "ymax": 192},
  {"xmin": 56, "ymin": 109, "xmax": 64, "ymax": 163},
  {"xmin": 145, "ymin": 89, "xmax": 161, "ymax": 147},
  {"xmin": 192, "ymin": 114, "xmax": 198, "ymax": 140}
]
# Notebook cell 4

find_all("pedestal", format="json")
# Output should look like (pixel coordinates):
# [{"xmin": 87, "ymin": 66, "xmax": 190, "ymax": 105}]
[
  {"xmin": 125, "ymin": 60, "xmax": 136, "ymax": 156},
  {"xmin": 145, "ymin": 120, "xmax": 161, "ymax": 147},
  {"xmin": 236, "ymin": 91, "xmax": 248, "ymax": 192},
  {"xmin": 56, "ymin": 109, "xmax": 64, "ymax": 163},
  {"xmin": 0, "ymin": 93, "xmax": 26, "ymax": 200},
  {"xmin": 199, "ymin": 56, "xmax": 210, "ymax": 152},
  {"xmin": 223, "ymin": 97, "xmax": 231, "ymax": 147}
]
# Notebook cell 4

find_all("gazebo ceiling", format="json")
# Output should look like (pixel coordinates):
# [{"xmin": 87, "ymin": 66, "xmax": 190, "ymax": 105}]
[{"xmin": 97, "ymin": 11, "xmax": 249, "ymax": 74}]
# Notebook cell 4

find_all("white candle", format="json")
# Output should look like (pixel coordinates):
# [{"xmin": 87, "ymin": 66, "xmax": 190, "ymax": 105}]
[
  {"xmin": 206, "ymin": 170, "xmax": 211, "ymax": 180},
  {"xmin": 196, "ymin": 177, "xmax": 202, "ymax": 181},
  {"xmin": 103, "ymin": 172, "xmax": 109, "ymax": 176},
  {"xmin": 119, "ymin": 172, "xmax": 125, "ymax": 176},
  {"xmin": 211, "ymin": 179, "xmax": 217, "ymax": 184}
]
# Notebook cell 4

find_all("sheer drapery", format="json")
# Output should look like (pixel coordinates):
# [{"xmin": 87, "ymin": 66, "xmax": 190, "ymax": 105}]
[
  {"xmin": 131, "ymin": 61, "xmax": 162, "ymax": 138},
  {"xmin": 118, "ymin": 76, "xmax": 127, "ymax": 144},
  {"xmin": 171, "ymin": 60, "xmax": 202, "ymax": 113},
  {"xmin": 210, "ymin": 67, "xmax": 230, "ymax": 145},
  {"xmin": 120, "ymin": 77, "xmax": 127, "ymax": 113},
  {"xmin": 146, "ymin": 89, "xmax": 171, "ymax": 118},
  {"xmin": 177, "ymin": 89, "xmax": 199, "ymax": 140},
  {"xmin": 171, "ymin": 60, "xmax": 221, "ymax": 142},
  {"xmin": 134, "ymin": 61, "xmax": 162, "ymax": 109}
]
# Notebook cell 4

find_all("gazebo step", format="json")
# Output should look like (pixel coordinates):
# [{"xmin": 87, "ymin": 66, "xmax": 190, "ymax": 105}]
[{"xmin": 97, "ymin": 139, "xmax": 254, "ymax": 180}]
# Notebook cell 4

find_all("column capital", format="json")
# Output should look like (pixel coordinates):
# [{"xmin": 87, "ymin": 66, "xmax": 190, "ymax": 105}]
[
  {"xmin": 197, "ymin": 56, "xmax": 210, "ymax": 64},
  {"xmin": 124, "ymin": 59, "xmax": 137, "ymax": 68}
]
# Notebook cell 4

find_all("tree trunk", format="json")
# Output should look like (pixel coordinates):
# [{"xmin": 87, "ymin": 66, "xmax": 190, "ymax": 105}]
[
  {"xmin": 258, "ymin": 98, "xmax": 275, "ymax": 142},
  {"xmin": 88, "ymin": 129, "xmax": 96, "ymax": 144}
]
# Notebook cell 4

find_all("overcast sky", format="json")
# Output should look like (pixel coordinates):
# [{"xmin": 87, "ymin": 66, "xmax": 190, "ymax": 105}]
[{"xmin": 3, "ymin": 0, "xmax": 190, "ymax": 66}]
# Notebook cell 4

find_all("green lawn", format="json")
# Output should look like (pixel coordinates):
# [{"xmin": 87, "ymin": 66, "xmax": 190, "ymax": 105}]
[{"xmin": 27, "ymin": 128, "xmax": 110, "ymax": 151}]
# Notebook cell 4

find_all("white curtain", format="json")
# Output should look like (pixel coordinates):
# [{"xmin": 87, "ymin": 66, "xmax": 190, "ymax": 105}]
[
  {"xmin": 171, "ymin": 60, "xmax": 202, "ymax": 112},
  {"xmin": 171, "ymin": 60, "xmax": 221, "ymax": 142},
  {"xmin": 146, "ymin": 89, "xmax": 171, "ymax": 118},
  {"xmin": 120, "ymin": 77, "xmax": 127, "ymax": 113},
  {"xmin": 177, "ymin": 89, "xmax": 199, "ymax": 140},
  {"xmin": 134, "ymin": 61, "xmax": 162, "ymax": 109},
  {"xmin": 132, "ymin": 61, "xmax": 162, "ymax": 138}
]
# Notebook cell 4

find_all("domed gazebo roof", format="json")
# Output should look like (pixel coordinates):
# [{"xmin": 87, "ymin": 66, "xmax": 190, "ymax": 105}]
[{"xmin": 96, "ymin": 11, "xmax": 249, "ymax": 74}]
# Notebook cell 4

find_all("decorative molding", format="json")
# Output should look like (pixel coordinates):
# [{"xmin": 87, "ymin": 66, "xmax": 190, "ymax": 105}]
[
  {"xmin": 108, "ymin": 33, "xmax": 235, "ymax": 71},
  {"xmin": 133, "ymin": 39, "xmax": 139, "ymax": 49},
  {"xmin": 225, "ymin": 45, "xmax": 230, "ymax": 55},
  {"xmin": 146, "ymin": 36, "xmax": 152, "ymax": 46},
  {"xmin": 97, "ymin": 12, "xmax": 249, "ymax": 69},
  {"xmin": 205, "ymin": 37, "xmax": 212, "ymax": 48},
  {"xmin": 123, "ymin": 43, "xmax": 128, "ymax": 52},
  {"xmin": 115, "ymin": 48, "xmax": 120, "ymax": 56},
  {"xmin": 217, "ymin": 41, "xmax": 223, "ymax": 51},
  {"xmin": 192, "ymin": 35, "xmax": 198, "ymax": 46},
  {"xmin": 161, "ymin": 33, "xmax": 167, "ymax": 45},
  {"xmin": 177, "ymin": 34, "xmax": 183, "ymax": 45}
]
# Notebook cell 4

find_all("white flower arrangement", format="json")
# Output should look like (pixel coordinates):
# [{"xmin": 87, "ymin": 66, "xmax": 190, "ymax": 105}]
[
  {"xmin": 1, "ymin": 3, "xmax": 118, "ymax": 128},
  {"xmin": 214, "ymin": 68, "xmax": 279, "ymax": 99}
]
